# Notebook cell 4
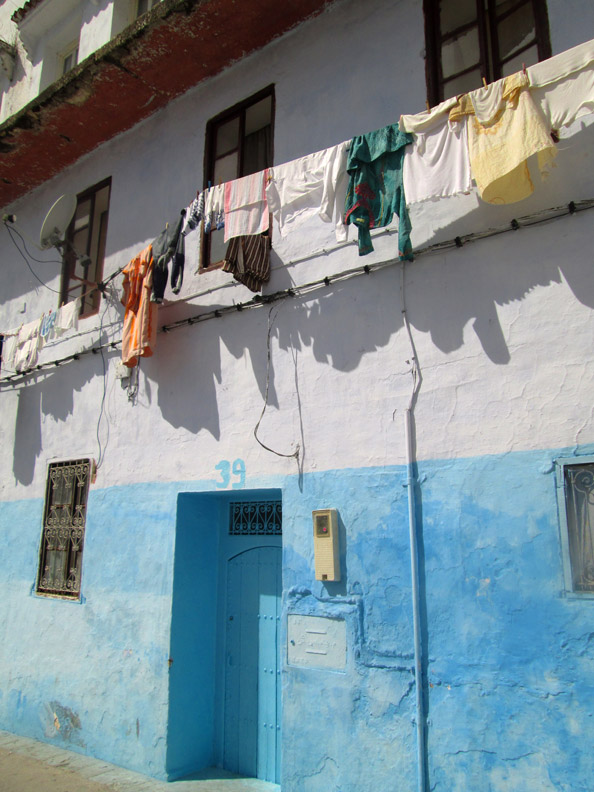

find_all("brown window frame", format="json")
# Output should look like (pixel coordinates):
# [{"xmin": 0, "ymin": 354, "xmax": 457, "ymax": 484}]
[
  {"xmin": 36, "ymin": 459, "xmax": 92, "ymax": 600},
  {"xmin": 60, "ymin": 177, "xmax": 111, "ymax": 320},
  {"xmin": 200, "ymin": 85, "xmax": 275, "ymax": 273},
  {"xmin": 423, "ymin": 0, "xmax": 552, "ymax": 107}
]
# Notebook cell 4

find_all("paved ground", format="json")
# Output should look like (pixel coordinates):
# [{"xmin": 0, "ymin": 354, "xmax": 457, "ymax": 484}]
[{"xmin": 0, "ymin": 730, "xmax": 279, "ymax": 792}]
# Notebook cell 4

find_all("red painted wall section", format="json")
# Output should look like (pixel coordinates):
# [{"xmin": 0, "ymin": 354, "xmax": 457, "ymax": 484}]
[{"xmin": 0, "ymin": 0, "xmax": 332, "ymax": 209}]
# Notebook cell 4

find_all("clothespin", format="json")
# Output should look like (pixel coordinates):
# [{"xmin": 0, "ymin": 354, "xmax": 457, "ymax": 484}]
[
  {"xmin": 522, "ymin": 62, "xmax": 527, "ymax": 75},
  {"xmin": 482, "ymin": 76, "xmax": 488, "ymax": 88},
  {"xmin": 426, "ymin": 100, "xmax": 431, "ymax": 112}
]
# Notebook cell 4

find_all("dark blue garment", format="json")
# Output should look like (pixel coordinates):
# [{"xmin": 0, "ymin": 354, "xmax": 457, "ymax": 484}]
[{"xmin": 151, "ymin": 212, "xmax": 185, "ymax": 302}]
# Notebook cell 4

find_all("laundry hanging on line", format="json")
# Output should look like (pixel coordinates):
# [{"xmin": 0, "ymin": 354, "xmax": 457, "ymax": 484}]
[
  {"xmin": 114, "ymin": 40, "xmax": 594, "ymax": 308},
  {"xmin": 448, "ymin": 71, "xmax": 557, "ymax": 205},
  {"xmin": 121, "ymin": 244, "xmax": 157, "ymax": 368},
  {"xmin": 1, "ymin": 298, "xmax": 80, "ymax": 373},
  {"xmin": 344, "ymin": 124, "xmax": 413, "ymax": 257},
  {"xmin": 399, "ymin": 96, "xmax": 473, "ymax": 204}
]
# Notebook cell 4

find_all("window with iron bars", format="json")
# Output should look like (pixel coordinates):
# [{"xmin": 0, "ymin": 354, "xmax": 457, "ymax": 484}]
[
  {"xmin": 556, "ymin": 457, "xmax": 594, "ymax": 595},
  {"xmin": 229, "ymin": 501, "xmax": 282, "ymax": 536},
  {"xmin": 423, "ymin": 0, "xmax": 551, "ymax": 106},
  {"xmin": 36, "ymin": 459, "xmax": 92, "ymax": 599}
]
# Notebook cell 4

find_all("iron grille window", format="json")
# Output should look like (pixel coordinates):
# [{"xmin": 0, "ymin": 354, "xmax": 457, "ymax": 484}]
[
  {"xmin": 60, "ymin": 178, "xmax": 111, "ymax": 320},
  {"xmin": 201, "ymin": 86, "xmax": 274, "ymax": 270},
  {"xmin": 423, "ymin": 0, "xmax": 551, "ymax": 105},
  {"xmin": 36, "ymin": 459, "xmax": 91, "ymax": 599},
  {"xmin": 558, "ymin": 461, "xmax": 594, "ymax": 593},
  {"xmin": 229, "ymin": 501, "xmax": 282, "ymax": 536}
]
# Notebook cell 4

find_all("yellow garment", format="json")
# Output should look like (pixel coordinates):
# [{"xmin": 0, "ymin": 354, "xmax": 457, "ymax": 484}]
[{"xmin": 449, "ymin": 72, "xmax": 556, "ymax": 204}]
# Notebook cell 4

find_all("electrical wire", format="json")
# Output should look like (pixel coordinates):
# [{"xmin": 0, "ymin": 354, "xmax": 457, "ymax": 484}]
[
  {"xmin": 4, "ymin": 221, "xmax": 66, "ymax": 266},
  {"xmin": 95, "ymin": 301, "xmax": 111, "ymax": 471},
  {"xmin": 253, "ymin": 305, "xmax": 300, "ymax": 460},
  {"xmin": 1, "ymin": 197, "xmax": 592, "ymax": 386},
  {"xmin": 4, "ymin": 223, "xmax": 62, "ymax": 294},
  {"xmin": 4, "ymin": 219, "xmax": 126, "ymax": 307}
]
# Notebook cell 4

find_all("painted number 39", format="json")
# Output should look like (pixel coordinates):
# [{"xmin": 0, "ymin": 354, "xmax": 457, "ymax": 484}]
[{"xmin": 215, "ymin": 459, "xmax": 246, "ymax": 489}]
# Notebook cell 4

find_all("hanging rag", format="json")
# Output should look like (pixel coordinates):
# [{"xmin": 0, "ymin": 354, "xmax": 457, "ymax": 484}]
[
  {"xmin": 204, "ymin": 184, "xmax": 225, "ymax": 234},
  {"xmin": 344, "ymin": 124, "xmax": 413, "ymax": 257},
  {"xmin": 265, "ymin": 141, "xmax": 350, "ymax": 242},
  {"xmin": 182, "ymin": 193, "xmax": 205, "ymax": 236},
  {"xmin": 224, "ymin": 169, "xmax": 270, "ymax": 242},
  {"xmin": 53, "ymin": 297, "xmax": 80, "ymax": 337},
  {"xmin": 400, "ymin": 96, "xmax": 473, "ymax": 204},
  {"xmin": 222, "ymin": 234, "xmax": 270, "ymax": 293},
  {"xmin": 528, "ymin": 37, "xmax": 594, "ymax": 131},
  {"xmin": 121, "ymin": 244, "xmax": 158, "ymax": 368},
  {"xmin": 151, "ymin": 212, "xmax": 185, "ymax": 302},
  {"xmin": 449, "ymin": 71, "xmax": 557, "ymax": 204},
  {"xmin": 1, "ymin": 329, "xmax": 19, "ymax": 371},
  {"xmin": 12, "ymin": 318, "xmax": 44, "ymax": 372},
  {"xmin": 40, "ymin": 311, "xmax": 57, "ymax": 339}
]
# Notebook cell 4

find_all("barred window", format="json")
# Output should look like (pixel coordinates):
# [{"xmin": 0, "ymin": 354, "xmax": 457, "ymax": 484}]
[
  {"xmin": 229, "ymin": 501, "xmax": 282, "ymax": 536},
  {"xmin": 556, "ymin": 458, "xmax": 594, "ymax": 595},
  {"xmin": 36, "ymin": 459, "xmax": 91, "ymax": 599}
]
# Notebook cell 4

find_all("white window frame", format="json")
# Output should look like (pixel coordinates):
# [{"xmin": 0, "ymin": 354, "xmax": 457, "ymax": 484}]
[
  {"xmin": 59, "ymin": 38, "xmax": 79, "ymax": 77},
  {"xmin": 135, "ymin": 0, "xmax": 162, "ymax": 19},
  {"xmin": 555, "ymin": 454, "xmax": 594, "ymax": 599}
]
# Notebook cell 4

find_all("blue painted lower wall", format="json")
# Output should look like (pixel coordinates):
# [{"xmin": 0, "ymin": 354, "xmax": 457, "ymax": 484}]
[{"xmin": 1, "ymin": 446, "xmax": 593, "ymax": 791}]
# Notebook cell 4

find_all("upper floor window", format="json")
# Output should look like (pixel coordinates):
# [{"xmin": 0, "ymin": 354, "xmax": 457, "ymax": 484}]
[
  {"xmin": 60, "ymin": 40, "xmax": 79, "ymax": 76},
  {"xmin": 556, "ymin": 457, "xmax": 594, "ymax": 595},
  {"xmin": 423, "ymin": 0, "xmax": 552, "ymax": 106},
  {"xmin": 60, "ymin": 178, "xmax": 111, "ymax": 319},
  {"xmin": 201, "ymin": 86, "xmax": 274, "ymax": 269},
  {"xmin": 136, "ymin": 0, "xmax": 162, "ymax": 18},
  {"xmin": 36, "ymin": 459, "xmax": 92, "ymax": 599}
]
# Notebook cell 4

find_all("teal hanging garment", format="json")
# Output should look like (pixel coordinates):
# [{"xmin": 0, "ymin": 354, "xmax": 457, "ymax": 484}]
[{"xmin": 344, "ymin": 124, "xmax": 413, "ymax": 258}]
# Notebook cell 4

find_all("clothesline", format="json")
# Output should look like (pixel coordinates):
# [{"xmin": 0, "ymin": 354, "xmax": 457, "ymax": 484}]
[
  {"xmin": 117, "ymin": 39, "xmax": 594, "ymax": 366},
  {"xmin": 1, "ymin": 197, "xmax": 590, "ymax": 386}
]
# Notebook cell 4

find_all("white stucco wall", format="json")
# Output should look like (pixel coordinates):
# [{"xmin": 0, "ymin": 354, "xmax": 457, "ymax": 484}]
[
  {"xmin": 0, "ymin": 0, "xmax": 121, "ymax": 121},
  {"xmin": 1, "ymin": 3, "xmax": 594, "ymax": 787},
  {"xmin": 1, "ymin": 0, "xmax": 593, "ymax": 498}
]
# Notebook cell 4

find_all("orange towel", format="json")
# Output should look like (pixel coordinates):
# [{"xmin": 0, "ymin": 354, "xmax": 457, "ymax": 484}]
[{"xmin": 121, "ymin": 244, "xmax": 157, "ymax": 368}]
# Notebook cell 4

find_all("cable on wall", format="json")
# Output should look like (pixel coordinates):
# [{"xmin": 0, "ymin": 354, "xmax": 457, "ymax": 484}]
[
  {"xmin": 1, "ymin": 197, "xmax": 592, "ymax": 387},
  {"xmin": 253, "ymin": 305, "xmax": 300, "ymax": 462},
  {"xmin": 4, "ymin": 223, "xmax": 63, "ymax": 295}
]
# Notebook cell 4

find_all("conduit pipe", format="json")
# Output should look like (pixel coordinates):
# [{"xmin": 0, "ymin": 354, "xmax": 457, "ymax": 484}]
[
  {"xmin": 405, "ymin": 407, "xmax": 427, "ymax": 792},
  {"xmin": 401, "ymin": 260, "xmax": 427, "ymax": 792}
]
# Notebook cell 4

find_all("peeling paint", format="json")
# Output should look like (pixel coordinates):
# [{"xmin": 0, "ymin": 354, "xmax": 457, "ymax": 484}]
[{"xmin": 0, "ymin": 0, "xmax": 334, "ymax": 209}]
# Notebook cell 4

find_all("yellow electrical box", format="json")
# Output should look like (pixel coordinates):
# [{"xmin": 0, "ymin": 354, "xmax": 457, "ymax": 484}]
[{"xmin": 312, "ymin": 508, "xmax": 340, "ymax": 581}]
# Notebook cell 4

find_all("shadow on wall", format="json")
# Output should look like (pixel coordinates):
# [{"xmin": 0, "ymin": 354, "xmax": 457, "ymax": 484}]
[
  {"xmin": 12, "ymin": 349, "xmax": 112, "ymax": 486},
  {"xmin": 144, "ymin": 191, "xmax": 594, "ymax": 438},
  {"xmin": 21, "ymin": 123, "xmax": 588, "ymax": 447}
]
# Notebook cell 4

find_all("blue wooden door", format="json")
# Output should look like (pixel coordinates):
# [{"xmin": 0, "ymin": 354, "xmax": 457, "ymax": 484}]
[{"xmin": 224, "ymin": 546, "xmax": 281, "ymax": 783}]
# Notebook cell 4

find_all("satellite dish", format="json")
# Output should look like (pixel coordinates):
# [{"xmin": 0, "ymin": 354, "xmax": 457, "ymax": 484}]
[{"xmin": 39, "ymin": 194, "xmax": 77, "ymax": 250}]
